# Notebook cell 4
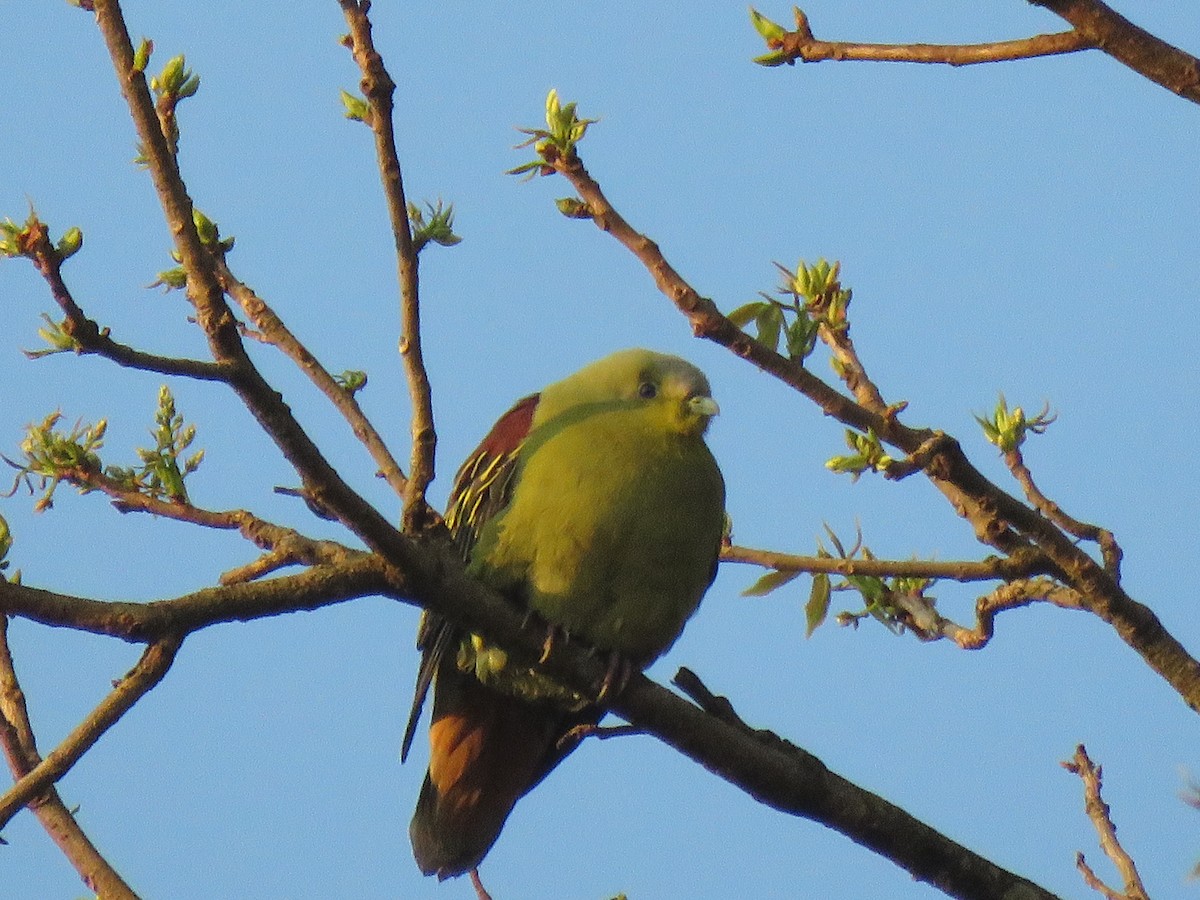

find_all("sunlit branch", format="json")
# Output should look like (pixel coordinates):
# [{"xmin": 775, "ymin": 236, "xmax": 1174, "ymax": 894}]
[
  {"xmin": 214, "ymin": 257, "xmax": 409, "ymax": 499},
  {"xmin": 1003, "ymin": 445, "xmax": 1123, "ymax": 577},
  {"xmin": 0, "ymin": 617, "xmax": 140, "ymax": 899},
  {"xmin": 774, "ymin": 9, "xmax": 1091, "ymax": 67},
  {"xmin": 92, "ymin": 0, "xmax": 409, "ymax": 564},
  {"xmin": 1062, "ymin": 745, "xmax": 1150, "ymax": 900},
  {"xmin": 339, "ymin": 0, "xmax": 437, "ymax": 530},
  {"xmin": 0, "ymin": 630, "xmax": 182, "ymax": 833}
]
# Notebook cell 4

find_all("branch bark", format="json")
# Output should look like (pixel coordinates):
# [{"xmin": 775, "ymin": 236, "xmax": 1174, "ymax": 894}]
[{"xmin": 1030, "ymin": 0, "xmax": 1200, "ymax": 103}]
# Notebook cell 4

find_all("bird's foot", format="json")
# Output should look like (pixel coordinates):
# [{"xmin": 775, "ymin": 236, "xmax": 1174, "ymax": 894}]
[{"xmin": 556, "ymin": 721, "xmax": 641, "ymax": 751}]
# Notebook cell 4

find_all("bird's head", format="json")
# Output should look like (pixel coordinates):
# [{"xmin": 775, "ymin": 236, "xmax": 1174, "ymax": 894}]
[{"xmin": 535, "ymin": 348, "xmax": 718, "ymax": 438}]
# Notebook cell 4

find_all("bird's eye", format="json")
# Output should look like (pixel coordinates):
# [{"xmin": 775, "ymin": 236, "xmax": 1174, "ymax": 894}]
[{"xmin": 637, "ymin": 381, "xmax": 657, "ymax": 399}]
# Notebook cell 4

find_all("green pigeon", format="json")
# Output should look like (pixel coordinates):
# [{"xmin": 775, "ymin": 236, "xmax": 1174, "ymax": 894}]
[{"xmin": 402, "ymin": 347, "xmax": 726, "ymax": 879}]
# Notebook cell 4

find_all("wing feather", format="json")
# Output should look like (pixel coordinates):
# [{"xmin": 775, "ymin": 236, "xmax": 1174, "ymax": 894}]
[{"xmin": 400, "ymin": 393, "xmax": 538, "ymax": 762}]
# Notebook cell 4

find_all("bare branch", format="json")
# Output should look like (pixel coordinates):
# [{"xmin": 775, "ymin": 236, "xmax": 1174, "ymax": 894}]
[
  {"xmin": 1062, "ymin": 745, "xmax": 1150, "ymax": 900},
  {"xmin": 214, "ymin": 257, "xmax": 409, "ymax": 499},
  {"xmin": 339, "ymin": 0, "xmax": 437, "ymax": 530},
  {"xmin": 0, "ymin": 622, "xmax": 181, "ymax": 834},
  {"xmin": 722, "ymin": 543, "xmax": 1054, "ymax": 583},
  {"xmin": 0, "ymin": 617, "xmax": 140, "ymax": 898},
  {"xmin": 773, "ymin": 10, "xmax": 1091, "ymax": 67},
  {"xmin": 613, "ymin": 669, "xmax": 1063, "ymax": 900},
  {"xmin": 890, "ymin": 578, "xmax": 1086, "ymax": 649},
  {"xmin": 91, "ymin": 0, "xmax": 409, "ymax": 564},
  {"xmin": 1004, "ymin": 446, "xmax": 1123, "ymax": 576},
  {"xmin": 0, "ymin": 553, "xmax": 390, "ymax": 641},
  {"xmin": 20, "ymin": 216, "xmax": 229, "ymax": 382}
]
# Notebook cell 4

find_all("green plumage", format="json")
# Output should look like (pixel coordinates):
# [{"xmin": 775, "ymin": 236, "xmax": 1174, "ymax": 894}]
[
  {"xmin": 471, "ymin": 349, "xmax": 724, "ymax": 663},
  {"xmin": 406, "ymin": 348, "xmax": 725, "ymax": 879}
]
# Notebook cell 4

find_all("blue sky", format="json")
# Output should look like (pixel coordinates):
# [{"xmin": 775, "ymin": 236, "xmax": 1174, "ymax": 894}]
[{"xmin": 2, "ymin": 2, "xmax": 1199, "ymax": 898}]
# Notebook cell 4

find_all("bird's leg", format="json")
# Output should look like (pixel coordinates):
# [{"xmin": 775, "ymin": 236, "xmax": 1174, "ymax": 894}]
[{"xmin": 469, "ymin": 868, "xmax": 494, "ymax": 900}]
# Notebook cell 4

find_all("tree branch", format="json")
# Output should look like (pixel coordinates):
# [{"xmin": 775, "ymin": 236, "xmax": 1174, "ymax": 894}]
[
  {"xmin": 613, "ymin": 668, "xmax": 1063, "ymax": 900},
  {"xmin": 0, "ymin": 631, "xmax": 182, "ymax": 832},
  {"xmin": 761, "ymin": 5, "xmax": 1200, "ymax": 105},
  {"xmin": 1030, "ymin": 0, "xmax": 1200, "ymax": 104},
  {"xmin": 1062, "ymin": 745, "xmax": 1150, "ymax": 900},
  {"xmin": 722, "ymin": 543, "xmax": 1055, "ymax": 583},
  {"xmin": 0, "ymin": 616, "xmax": 140, "ymax": 899},
  {"xmin": 0, "ymin": 553, "xmax": 391, "ymax": 642},
  {"xmin": 214, "ymin": 256, "xmax": 409, "ymax": 500},
  {"xmin": 772, "ymin": 9, "xmax": 1092, "ymax": 67},
  {"xmin": 19, "ymin": 215, "xmax": 229, "ymax": 382},
  {"xmin": 91, "ymin": 0, "xmax": 410, "ymax": 565},
  {"xmin": 339, "ymin": 0, "xmax": 437, "ymax": 530},
  {"xmin": 1003, "ymin": 445, "xmax": 1123, "ymax": 576}
]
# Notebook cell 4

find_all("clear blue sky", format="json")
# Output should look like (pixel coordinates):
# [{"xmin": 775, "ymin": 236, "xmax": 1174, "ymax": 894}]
[{"xmin": 2, "ymin": 2, "xmax": 1199, "ymax": 898}]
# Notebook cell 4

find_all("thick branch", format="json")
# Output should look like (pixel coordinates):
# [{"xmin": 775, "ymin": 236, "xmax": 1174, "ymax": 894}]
[
  {"xmin": 611, "ymin": 671, "xmax": 1061, "ymax": 899},
  {"xmin": 0, "ymin": 617, "xmax": 139, "ymax": 899},
  {"xmin": 1030, "ymin": 0, "xmax": 1200, "ymax": 104},
  {"xmin": 0, "ymin": 553, "xmax": 390, "ymax": 642},
  {"xmin": 339, "ymin": 0, "xmax": 437, "ymax": 529}
]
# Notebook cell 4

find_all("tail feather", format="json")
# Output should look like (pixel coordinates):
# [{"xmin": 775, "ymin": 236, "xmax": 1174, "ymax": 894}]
[{"xmin": 410, "ymin": 662, "xmax": 595, "ymax": 878}]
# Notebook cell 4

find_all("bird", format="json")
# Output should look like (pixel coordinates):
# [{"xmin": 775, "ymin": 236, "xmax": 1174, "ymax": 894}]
[{"xmin": 401, "ymin": 347, "xmax": 726, "ymax": 881}]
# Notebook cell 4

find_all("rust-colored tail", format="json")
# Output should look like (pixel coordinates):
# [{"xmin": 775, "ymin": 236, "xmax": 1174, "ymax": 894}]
[{"xmin": 410, "ymin": 661, "xmax": 593, "ymax": 878}]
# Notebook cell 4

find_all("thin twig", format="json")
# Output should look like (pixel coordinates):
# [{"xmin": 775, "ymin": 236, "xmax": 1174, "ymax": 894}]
[
  {"xmin": 890, "ymin": 578, "xmax": 1086, "ymax": 649},
  {"xmin": 21, "ymin": 217, "xmax": 229, "ymax": 382},
  {"xmin": 722, "ymin": 543, "xmax": 1054, "ymax": 583},
  {"xmin": 1004, "ymin": 446, "xmax": 1123, "ymax": 577},
  {"xmin": 775, "ymin": 10, "xmax": 1092, "ymax": 67},
  {"xmin": 0, "ymin": 616, "xmax": 140, "ymax": 898},
  {"xmin": 215, "ymin": 258, "xmax": 409, "ymax": 499},
  {"xmin": 0, "ymin": 628, "xmax": 182, "ymax": 832},
  {"xmin": 1062, "ymin": 744, "xmax": 1150, "ymax": 900},
  {"xmin": 339, "ymin": 0, "xmax": 437, "ymax": 531}
]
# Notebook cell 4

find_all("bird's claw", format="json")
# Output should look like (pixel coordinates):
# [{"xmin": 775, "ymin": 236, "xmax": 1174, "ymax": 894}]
[
  {"xmin": 595, "ymin": 650, "xmax": 633, "ymax": 703},
  {"xmin": 539, "ymin": 623, "xmax": 570, "ymax": 665}
]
